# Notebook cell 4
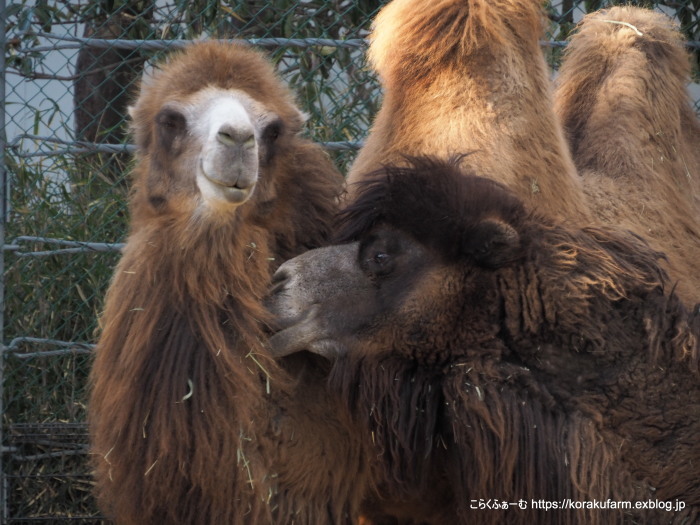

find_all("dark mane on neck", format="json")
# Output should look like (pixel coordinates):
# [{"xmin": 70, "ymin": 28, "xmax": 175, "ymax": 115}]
[
  {"xmin": 506, "ymin": 221, "xmax": 699, "ymax": 372},
  {"xmin": 329, "ymin": 353, "xmax": 444, "ymax": 495}
]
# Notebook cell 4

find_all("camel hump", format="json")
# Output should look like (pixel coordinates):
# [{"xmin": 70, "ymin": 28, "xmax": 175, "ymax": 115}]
[
  {"xmin": 580, "ymin": 6, "xmax": 686, "ymax": 48},
  {"xmin": 555, "ymin": 6, "xmax": 694, "ymax": 175},
  {"xmin": 554, "ymin": 6, "xmax": 700, "ymax": 304},
  {"xmin": 369, "ymin": 0, "xmax": 545, "ymax": 87}
]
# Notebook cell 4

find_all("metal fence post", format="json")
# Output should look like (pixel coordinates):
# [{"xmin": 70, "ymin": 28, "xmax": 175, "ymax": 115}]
[{"xmin": 0, "ymin": 0, "xmax": 8, "ymax": 520}]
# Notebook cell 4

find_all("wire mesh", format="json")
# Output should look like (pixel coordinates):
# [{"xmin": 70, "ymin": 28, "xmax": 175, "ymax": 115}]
[{"xmin": 1, "ymin": 0, "xmax": 699, "ymax": 521}]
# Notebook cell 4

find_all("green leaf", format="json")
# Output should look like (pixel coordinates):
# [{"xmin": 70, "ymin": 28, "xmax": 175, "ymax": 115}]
[{"xmin": 17, "ymin": 6, "xmax": 35, "ymax": 32}]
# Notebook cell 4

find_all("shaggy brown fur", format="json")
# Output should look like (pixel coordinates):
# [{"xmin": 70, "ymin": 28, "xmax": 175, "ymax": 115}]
[
  {"xmin": 554, "ymin": 6, "xmax": 700, "ymax": 303},
  {"xmin": 89, "ymin": 41, "xmax": 368, "ymax": 524},
  {"xmin": 267, "ymin": 157, "xmax": 700, "ymax": 524},
  {"xmin": 348, "ymin": 0, "xmax": 590, "ymax": 222}
]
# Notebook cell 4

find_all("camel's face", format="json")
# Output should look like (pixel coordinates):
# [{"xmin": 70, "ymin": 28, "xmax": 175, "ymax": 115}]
[
  {"xmin": 267, "ymin": 159, "xmax": 526, "ymax": 363},
  {"xmin": 267, "ymin": 225, "xmax": 451, "ymax": 360},
  {"xmin": 267, "ymin": 219, "xmax": 515, "ymax": 368},
  {"xmin": 145, "ymin": 86, "xmax": 284, "ymax": 214}
]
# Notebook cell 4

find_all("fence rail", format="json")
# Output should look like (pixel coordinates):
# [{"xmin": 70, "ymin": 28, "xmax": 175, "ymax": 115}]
[{"xmin": 7, "ymin": 135, "xmax": 361, "ymax": 157}]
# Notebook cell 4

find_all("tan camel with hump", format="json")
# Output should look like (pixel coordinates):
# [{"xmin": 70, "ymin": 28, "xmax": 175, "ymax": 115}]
[{"xmin": 351, "ymin": 0, "xmax": 700, "ymax": 303}]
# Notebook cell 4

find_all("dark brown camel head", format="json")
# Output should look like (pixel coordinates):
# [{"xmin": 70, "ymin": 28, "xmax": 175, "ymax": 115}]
[{"xmin": 128, "ymin": 41, "xmax": 306, "ymax": 225}]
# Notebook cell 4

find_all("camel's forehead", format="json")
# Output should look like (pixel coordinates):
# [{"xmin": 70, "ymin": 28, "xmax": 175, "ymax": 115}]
[
  {"xmin": 190, "ymin": 87, "xmax": 265, "ymax": 133},
  {"xmin": 181, "ymin": 86, "xmax": 265, "ymax": 117},
  {"xmin": 161, "ymin": 87, "xmax": 281, "ymax": 138},
  {"xmin": 132, "ymin": 75, "xmax": 305, "ymax": 125}
]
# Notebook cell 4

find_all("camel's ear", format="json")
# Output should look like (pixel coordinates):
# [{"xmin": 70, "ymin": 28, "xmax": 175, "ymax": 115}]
[{"xmin": 461, "ymin": 218, "xmax": 521, "ymax": 268}]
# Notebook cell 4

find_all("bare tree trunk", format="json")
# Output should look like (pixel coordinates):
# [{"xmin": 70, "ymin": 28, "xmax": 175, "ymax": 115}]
[
  {"xmin": 75, "ymin": 14, "xmax": 144, "ymax": 144},
  {"xmin": 73, "ymin": 5, "xmax": 150, "ymax": 187}
]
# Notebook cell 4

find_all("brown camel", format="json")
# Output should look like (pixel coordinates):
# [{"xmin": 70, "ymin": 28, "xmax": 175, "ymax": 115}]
[
  {"xmin": 268, "ymin": 157, "xmax": 700, "ymax": 524},
  {"xmin": 89, "ymin": 41, "xmax": 368, "ymax": 524}
]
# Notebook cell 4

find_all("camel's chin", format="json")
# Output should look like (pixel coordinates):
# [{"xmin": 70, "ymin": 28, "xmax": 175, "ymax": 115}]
[
  {"xmin": 267, "ymin": 305, "xmax": 343, "ymax": 360},
  {"xmin": 268, "ymin": 329, "xmax": 341, "ymax": 360},
  {"xmin": 267, "ymin": 326, "xmax": 316, "ymax": 358}
]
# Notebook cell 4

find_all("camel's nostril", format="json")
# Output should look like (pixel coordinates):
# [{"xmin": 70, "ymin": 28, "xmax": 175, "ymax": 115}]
[{"xmin": 217, "ymin": 125, "xmax": 255, "ymax": 147}]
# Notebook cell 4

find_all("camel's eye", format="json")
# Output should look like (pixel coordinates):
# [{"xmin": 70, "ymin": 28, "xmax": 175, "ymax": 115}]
[
  {"xmin": 155, "ymin": 107, "xmax": 187, "ymax": 151},
  {"xmin": 360, "ymin": 232, "xmax": 399, "ymax": 279},
  {"xmin": 260, "ymin": 119, "xmax": 283, "ymax": 164},
  {"xmin": 366, "ymin": 251, "xmax": 393, "ymax": 276},
  {"xmin": 156, "ymin": 108, "xmax": 186, "ymax": 132},
  {"xmin": 262, "ymin": 120, "xmax": 283, "ymax": 144},
  {"xmin": 370, "ymin": 252, "xmax": 391, "ymax": 267}
]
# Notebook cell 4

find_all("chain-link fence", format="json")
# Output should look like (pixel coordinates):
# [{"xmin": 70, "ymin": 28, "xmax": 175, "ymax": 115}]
[{"xmin": 1, "ymin": 0, "xmax": 699, "ymax": 522}]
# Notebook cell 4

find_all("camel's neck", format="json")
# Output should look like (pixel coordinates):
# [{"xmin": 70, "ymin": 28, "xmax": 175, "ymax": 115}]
[
  {"xmin": 350, "ymin": 54, "xmax": 590, "ymax": 222},
  {"xmin": 100, "ymin": 213, "xmax": 277, "ymax": 398},
  {"xmin": 496, "ymin": 221, "xmax": 698, "ymax": 396},
  {"xmin": 93, "ymin": 212, "xmax": 280, "ymax": 522},
  {"xmin": 130, "ymin": 213, "xmax": 273, "ymax": 301}
]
